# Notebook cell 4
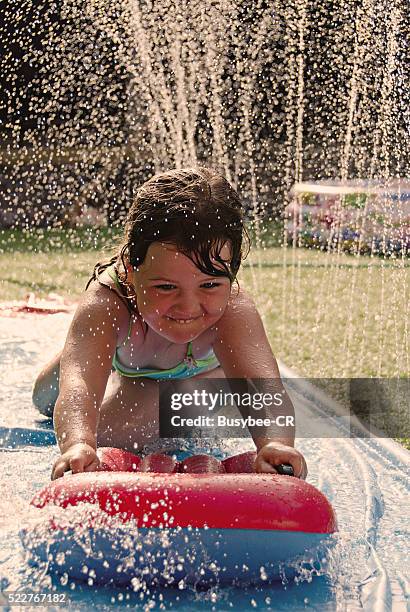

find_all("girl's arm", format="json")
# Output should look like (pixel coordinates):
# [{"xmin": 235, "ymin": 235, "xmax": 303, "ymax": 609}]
[
  {"xmin": 213, "ymin": 290, "xmax": 307, "ymax": 478},
  {"xmin": 51, "ymin": 289, "xmax": 122, "ymax": 479}
]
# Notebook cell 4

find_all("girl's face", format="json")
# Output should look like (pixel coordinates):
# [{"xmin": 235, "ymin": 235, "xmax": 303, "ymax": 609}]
[{"xmin": 130, "ymin": 242, "xmax": 232, "ymax": 343}]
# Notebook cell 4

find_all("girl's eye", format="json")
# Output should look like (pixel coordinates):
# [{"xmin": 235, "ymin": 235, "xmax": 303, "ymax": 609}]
[
  {"xmin": 155, "ymin": 284, "xmax": 176, "ymax": 291},
  {"xmin": 154, "ymin": 282, "xmax": 222, "ymax": 290}
]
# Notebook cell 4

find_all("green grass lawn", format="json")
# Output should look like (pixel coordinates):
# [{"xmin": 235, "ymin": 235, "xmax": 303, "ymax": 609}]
[
  {"xmin": 241, "ymin": 247, "xmax": 409, "ymax": 378},
  {"xmin": 1, "ymin": 228, "xmax": 408, "ymax": 448},
  {"xmin": 0, "ymin": 228, "xmax": 121, "ymax": 299}
]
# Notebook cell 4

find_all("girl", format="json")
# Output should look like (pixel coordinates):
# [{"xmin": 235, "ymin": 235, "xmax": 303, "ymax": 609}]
[{"xmin": 32, "ymin": 167, "xmax": 307, "ymax": 480}]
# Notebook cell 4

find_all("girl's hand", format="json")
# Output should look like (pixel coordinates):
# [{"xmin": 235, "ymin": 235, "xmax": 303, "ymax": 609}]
[
  {"xmin": 51, "ymin": 443, "xmax": 100, "ymax": 480},
  {"xmin": 254, "ymin": 442, "xmax": 308, "ymax": 479}
]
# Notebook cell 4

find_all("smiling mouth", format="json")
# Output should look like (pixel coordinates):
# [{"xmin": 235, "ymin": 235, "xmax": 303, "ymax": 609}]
[{"xmin": 166, "ymin": 316, "xmax": 200, "ymax": 324}]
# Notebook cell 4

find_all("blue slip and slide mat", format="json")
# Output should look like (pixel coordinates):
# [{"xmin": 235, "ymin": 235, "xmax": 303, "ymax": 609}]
[{"xmin": 0, "ymin": 426, "xmax": 56, "ymax": 449}]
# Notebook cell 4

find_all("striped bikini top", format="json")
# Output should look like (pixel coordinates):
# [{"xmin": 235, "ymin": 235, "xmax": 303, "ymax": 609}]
[{"xmin": 105, "ymin": 266, "xmax": 220, "ymax": 380}]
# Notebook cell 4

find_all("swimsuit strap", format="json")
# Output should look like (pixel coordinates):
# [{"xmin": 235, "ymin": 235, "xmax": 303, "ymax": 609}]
[
  {"xmin": 117, "ymin": 312, "xmax": 134, "ymax": 349},
  {"xmin": 106, "ymin": 266, "xmax": 136, "ymax": 317}
]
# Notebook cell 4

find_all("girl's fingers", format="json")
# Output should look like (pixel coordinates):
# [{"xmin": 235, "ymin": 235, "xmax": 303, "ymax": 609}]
[
  {"xmin": 291, "ymin": 455, "xmax": 304, "ymax": 478},
  {"xmin": 83, "ymin": 458, "xmax": 100, "ymax": 473},
  {"xmin": 288, "ymin": 455, "xmax": 308, "ymax": 479},
  {"xmin": 257, "ymin": 459, "xmax": 278, "ymax": 473},
  {"xmin": 272, "ymin": 457, "xmax": 302, "ymax": 477},
  {"xmin": 300, "ymin": 458, "xmax": 308, "ymax": 480},
  {"xmin": 51, "ymin": 459, "xmax": 69, "ymax": 480},
  {"xmin": 69, "ymin": 455, "xmax": 88, "ymax": 474},
  {"xmin": 254, "ymin": 454, "xmax": 282, "ymax": 474},
  {"xmin": 70, "ymin": 450, "xmax": 98, "ymax": 473},
  {"xmin": 51, "ymin": 446, "xmax": 100, "ymax": 480},
  {"xmin": 255, "ymin": 448, "xmax": 308, "ymax": 479},
  {"xmin": 289, "ymin": 455, "xmax": 307, "ymax": 479}
]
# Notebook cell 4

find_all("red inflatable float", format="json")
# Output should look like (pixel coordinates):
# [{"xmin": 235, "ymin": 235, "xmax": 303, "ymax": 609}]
[{"xmin": 27, "ymin": 448, "xmax": 337, "ymax": 586}]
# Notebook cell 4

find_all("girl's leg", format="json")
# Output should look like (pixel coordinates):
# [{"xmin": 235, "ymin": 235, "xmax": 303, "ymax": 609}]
[{"xmin": 32, "ymin": 351, "xmax": 62, "ymax": 416}]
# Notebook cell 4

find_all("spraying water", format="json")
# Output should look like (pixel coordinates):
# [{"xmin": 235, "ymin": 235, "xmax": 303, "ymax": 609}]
[{"xmin": 1, "ymin": 0, "xmax": 408, "ymax": 376}]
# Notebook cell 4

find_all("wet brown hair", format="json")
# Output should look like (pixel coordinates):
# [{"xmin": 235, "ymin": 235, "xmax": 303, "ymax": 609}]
[{"xmin": 87, "ymin": 166, "xmax": 250, "ymax": 309}]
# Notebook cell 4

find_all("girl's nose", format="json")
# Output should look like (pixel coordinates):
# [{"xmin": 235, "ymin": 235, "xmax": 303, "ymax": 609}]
[{"xmin": 173, "ymin": 292, "xmax": 203, "ymax": 317}]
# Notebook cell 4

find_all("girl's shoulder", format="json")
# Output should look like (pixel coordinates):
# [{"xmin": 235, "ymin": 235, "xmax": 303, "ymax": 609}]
[
  {"xmin": 212, "ymin": 288, "xmax": 261, "ymax": 338},
  {"xmin": 75, "ymin": 270, "xmax": 144, "ymax": 347},
  {"xmin": 225, "ymin": 287, "xmax": 257, "ymax": 315}
]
